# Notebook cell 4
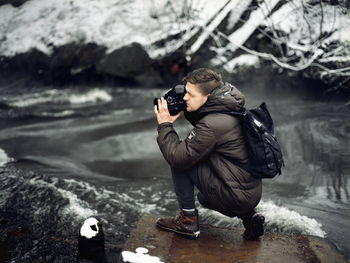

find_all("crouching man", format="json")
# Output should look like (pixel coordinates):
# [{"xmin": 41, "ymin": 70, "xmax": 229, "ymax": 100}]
[{"xmin": 153, "ymin": 68, "xmax": 264, "ymax": 240}]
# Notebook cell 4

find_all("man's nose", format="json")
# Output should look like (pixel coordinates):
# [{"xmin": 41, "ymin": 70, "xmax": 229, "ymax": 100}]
[{"xmin": 183, "ymin": 93, "xmax": 188, "ymax": 101}]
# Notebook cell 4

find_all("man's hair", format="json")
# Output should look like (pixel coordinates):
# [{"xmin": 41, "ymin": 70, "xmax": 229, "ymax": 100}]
[{"xmin": 183, "ymin": 68, "xmax": 224, "ymax": 95}]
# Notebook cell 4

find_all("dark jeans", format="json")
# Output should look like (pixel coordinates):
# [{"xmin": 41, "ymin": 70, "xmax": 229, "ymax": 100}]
[
  {"xmin": 171, "ymin": 166, "xmax": 256, "ymax": 219},
  {"xmin": 171, "ymin": 166, "xmax": 203, "ymax": 210}
]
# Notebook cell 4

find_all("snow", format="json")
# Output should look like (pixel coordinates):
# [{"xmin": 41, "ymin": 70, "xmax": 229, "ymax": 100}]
[
  {"xmin": 224, "ymin": 54, "xmax": 260, "ymax": 72},
  {"xmin": 227, "ymin": 0, "xmax": 282, "ymax": 53},
  {"xmin": 80, "ymin": 217, "xmax": 99, "ymax": 239},
  {"xmin": 122, "ymin": 247, "xmax": 164, "ymax": 263},
  {"xmin": 187, "ymin": 0, "xmax": 240, "ymax": 56},
  {"xmin": 0, "ymin": 0, "xmax": 228, "ymax": 58},
  {"xmin": 264, "ymin": 1, "xmax": 350, "ymax": 46}
]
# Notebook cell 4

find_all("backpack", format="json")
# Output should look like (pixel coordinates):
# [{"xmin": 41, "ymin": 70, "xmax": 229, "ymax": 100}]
[{"xmin": 223, "ymin": 102, "xmax": 284, "ymax": 179}]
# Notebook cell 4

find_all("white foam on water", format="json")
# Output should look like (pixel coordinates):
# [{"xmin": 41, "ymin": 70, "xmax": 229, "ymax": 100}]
[
  {"xmin": 7, "ymin": 88, "xmax": 112, "ymax": 108},
  {"xmin": 0, "ymin": 148, "xmax": 14, "ymax": 167},
  {"xmin": 8, "ymin": 89, "xmax": 60, "ymax": 107},
  {"xmin": 28, "ymin": 177, "xmax": 97, "ymax": 219},
  {"xmin": 199, "ymin": 200, "xmax": 326, "ymax": 238},
  {"xmin": 122, "ymin": 247, "xmax": 164, "ymax": 263},
  {"xmin": 259, "ymin": 200, "xmax": 326, "ymax": 237},
  {"xmin": 63, "ymin": 178, "xmax": 161, "ymax": 214},
  {"xmin": 57, "ymin": 188, "xmax": 97, "ymax": 218},
  {"xmin": 68, "ymin": 89, "xmax": 112, "ymax": 104},
  {"xmin": 40, "ymin": 110, "xmax": 75, "ymax": 117}
]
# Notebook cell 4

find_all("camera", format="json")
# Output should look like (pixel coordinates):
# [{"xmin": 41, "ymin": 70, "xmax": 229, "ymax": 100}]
[{"xmin": 154, "ymin": 85, "xmax": 186, "ymax": 115}]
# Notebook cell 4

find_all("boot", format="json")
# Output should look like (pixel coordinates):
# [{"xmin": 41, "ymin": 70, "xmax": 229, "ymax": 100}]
[
  {"xmin": 156, "ymin": 209, "xmax": 200, "ymax": 239},
  {"xmin": 241, "ymin": 212, "xmax": 265, "ymax": 240}
]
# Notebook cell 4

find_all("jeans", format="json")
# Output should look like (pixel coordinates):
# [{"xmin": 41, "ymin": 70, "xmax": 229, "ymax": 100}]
[
  {"xmin": 171, "ymin": 166, "xmax": 203, "ymax": 210},
  {"xmin": 171, "ymin": 166, "xmax": 256, "ymax": 218}
]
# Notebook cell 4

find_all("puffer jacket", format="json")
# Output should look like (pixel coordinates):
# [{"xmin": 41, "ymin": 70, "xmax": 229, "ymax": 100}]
[{"xmin": 156, "ymin": 83, "xmax": 262, "ymax": 217}]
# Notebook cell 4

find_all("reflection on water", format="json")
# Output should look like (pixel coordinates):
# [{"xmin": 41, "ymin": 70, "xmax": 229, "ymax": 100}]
[{"xmin": 0, "ymin": 85, "xmax": 349, "ymax": 260}]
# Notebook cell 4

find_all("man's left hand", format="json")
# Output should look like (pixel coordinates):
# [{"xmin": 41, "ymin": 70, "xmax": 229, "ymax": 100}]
[{"xmin": 154, "ymin": 97, "xmax": 181, "ymax": 124}]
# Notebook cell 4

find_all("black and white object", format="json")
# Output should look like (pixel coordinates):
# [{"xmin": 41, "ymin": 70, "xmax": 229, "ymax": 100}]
[{"xmin": 77, "ymin": 217, "xmax": 107, "ymax": 263}]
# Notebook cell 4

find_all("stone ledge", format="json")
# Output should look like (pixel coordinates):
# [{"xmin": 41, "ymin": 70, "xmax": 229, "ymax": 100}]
[{"xmin": 123, "ymin": 213, "xmax": 346, "ymax": 263}]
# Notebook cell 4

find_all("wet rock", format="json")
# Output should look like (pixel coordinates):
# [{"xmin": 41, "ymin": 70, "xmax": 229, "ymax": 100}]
[
  {"xmin": 49, "ymin": 43, "xmax": 106, "ymax": 82},
  {"xmin": 124, "ymin": 213, "xmax": 347, "ymax": 263},
  {"xmin": 0, "ymin": 0, "xmax": 28, "ymax": 7},
  {"xmin": 96, "ymin": 42, "xmax": 152, "ymax": 79},
  {"xmin": 1, "ymin": 43, "xmax": 107, "ymax": 84}
]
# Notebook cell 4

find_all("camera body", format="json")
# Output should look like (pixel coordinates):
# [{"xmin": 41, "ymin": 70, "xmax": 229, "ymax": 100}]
[{"xmin": 154, "ymin": 85, "xmax": 186, "ymax": 115}]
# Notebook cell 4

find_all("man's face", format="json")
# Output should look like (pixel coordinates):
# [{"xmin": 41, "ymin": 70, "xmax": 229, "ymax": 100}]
[{"xmin": 183, "ymin": 83, "xmax": 210, "ymax": 112}]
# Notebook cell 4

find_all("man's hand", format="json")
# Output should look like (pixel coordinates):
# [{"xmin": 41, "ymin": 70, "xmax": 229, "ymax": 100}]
[{"xmin": 154, "ymin": 97, "xmax": 181, "ymax": 124}]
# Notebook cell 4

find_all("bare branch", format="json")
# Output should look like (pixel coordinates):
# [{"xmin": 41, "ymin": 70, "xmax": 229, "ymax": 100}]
[{"xmin": 217, "ymin": 31, "xmax": 350, "ymax": 76}]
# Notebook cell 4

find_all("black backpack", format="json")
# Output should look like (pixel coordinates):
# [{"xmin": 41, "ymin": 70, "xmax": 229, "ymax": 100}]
[{"xmin": 223, "ymin": 102, "xmax": 284, "ymax": 178}]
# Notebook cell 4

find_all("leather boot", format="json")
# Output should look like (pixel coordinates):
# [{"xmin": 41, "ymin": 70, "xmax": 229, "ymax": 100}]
[
  {"xmin": 156, "ymin": 209, "xmax": 200, "ymax": 239},
  {"xmin": 240, "ymin": 211, "xmax": 265, "ymax": 240}
]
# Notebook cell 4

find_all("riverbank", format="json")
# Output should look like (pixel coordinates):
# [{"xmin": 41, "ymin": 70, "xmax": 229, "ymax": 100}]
[{"xmin": 0, "ymin": 0, "xmax": 349, "ymax": 96}]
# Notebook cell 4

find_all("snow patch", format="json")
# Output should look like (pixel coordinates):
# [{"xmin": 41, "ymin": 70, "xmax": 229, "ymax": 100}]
[
  {"xmin": 122, "ymin": 247, "xmax": 164, "ymax": 263},
  {"xmin": 80, "ymin": 217, "xmax": 99, "ymax": 239},
  {"xmin": 0, "ymin": 0, "xmax": 228, "ymax": 57},
  {"xmin": 224, "ymin": 54, "xmax": 260, "ymax": 72},
  {"xmin": 264, "ymin": 1, "xmax": 350, "ymax": 45}
]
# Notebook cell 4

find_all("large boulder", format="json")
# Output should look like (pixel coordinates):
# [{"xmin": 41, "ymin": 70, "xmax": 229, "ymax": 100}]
[
  {"xmin": 0, "ymin": 43, "xmax": 107, "ymax": 83},
  {"xmin": 49, "ymin": 43, "xmax": 106, "ymax": 81},
  {"xmin": 96, "ymin": 42, "xmax": 152, "ymax": 79}
]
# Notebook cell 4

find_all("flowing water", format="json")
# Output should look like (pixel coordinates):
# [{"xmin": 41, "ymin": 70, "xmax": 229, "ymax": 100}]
[{"xmin": 0, "ymin": 83, "xmax": 349, "ymax": 262}]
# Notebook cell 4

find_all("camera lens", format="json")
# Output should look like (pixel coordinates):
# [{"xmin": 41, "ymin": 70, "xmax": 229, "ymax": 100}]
[{"xmin": 167, "ymin": 97, "xmax": 173, "ymax": 103}]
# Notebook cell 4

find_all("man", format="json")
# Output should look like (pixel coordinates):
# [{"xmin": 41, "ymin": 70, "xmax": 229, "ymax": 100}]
[{"xmin": 153, "ymin": 68, "xmax": 264, "ymax": 240}]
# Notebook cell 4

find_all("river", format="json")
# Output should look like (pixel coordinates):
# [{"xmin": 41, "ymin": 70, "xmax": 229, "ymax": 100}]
[{"xmin": 0, "ymin": 82, "xmax": 349, "ymax": 262}]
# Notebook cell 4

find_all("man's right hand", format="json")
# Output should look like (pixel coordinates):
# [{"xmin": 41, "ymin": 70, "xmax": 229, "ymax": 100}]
[{"xmin": 154, "ymin": 97, "xmax": 181, "ymax": 124}]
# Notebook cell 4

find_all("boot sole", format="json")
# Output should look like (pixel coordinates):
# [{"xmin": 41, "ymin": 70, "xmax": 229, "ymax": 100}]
[
  {"xmin": 243, "ymin": 215, "xmax": 265, "ymax": 240},
  {"xmin": 156, "ymin": 223, "xmax": 200, "ymax": 240}
]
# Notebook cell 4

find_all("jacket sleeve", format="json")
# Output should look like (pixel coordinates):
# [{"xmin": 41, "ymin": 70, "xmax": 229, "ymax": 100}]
[{"xmin": 156, "ymin": 120, "xmax": 216, "ymax": 170}]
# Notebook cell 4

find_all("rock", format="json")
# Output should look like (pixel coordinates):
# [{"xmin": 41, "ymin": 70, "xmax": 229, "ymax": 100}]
[
  {"xmin": 0, "ymin": 0, "xmax": 28, "ymax": 7},
  {"xmin": 0, "ymin": 43, "xmax": 107, "ymax": 84},
  {"xmin": 49, "ymin": 42, "xmax": 106, "ymax": 81},
  {"xmin": 123, "ymin": 213, "xmax": 347, "ymax": 263},
  {"xmin": 96, "ymin": 42, "xmax": 152, "ymax": 79}
]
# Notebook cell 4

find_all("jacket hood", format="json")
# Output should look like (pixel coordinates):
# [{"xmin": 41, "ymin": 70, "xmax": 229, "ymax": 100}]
[
  {"xmin": 200, "ymin": 82, "xmax": 245, "ymax": 114},
  {"xmin": 184, "ymin": 83, "xmax": 245, "ymax": 125}
]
